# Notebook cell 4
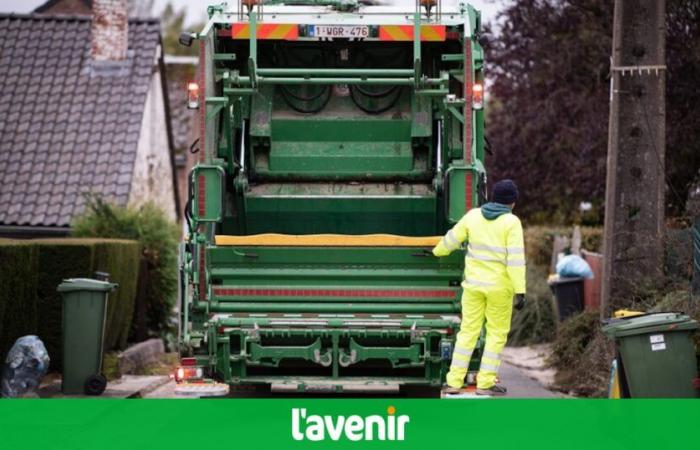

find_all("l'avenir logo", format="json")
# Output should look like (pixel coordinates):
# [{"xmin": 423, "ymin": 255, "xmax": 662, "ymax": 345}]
[{"xmin": 291, "ymin": 406, "xmax": 410, "ymax": 441}]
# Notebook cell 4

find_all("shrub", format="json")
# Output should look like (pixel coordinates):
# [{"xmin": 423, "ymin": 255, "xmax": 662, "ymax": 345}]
[
  {"xmin": 548, "ymin": 311, "xmax": 612, "ymax": 397},
  {"xmin": 666, "ymin": 228, "xmax": 694, "ymax": 283},
  {"xmin": 549, "ymin": 311, "xmax": 599, "ymax": 369},
  {"xmin": 508, "ymin": 264, "xmax": 557, "ymax": 346},
  {"xmin": 71, "ymin": 197, "xmax": 180, "ymax": 340}
]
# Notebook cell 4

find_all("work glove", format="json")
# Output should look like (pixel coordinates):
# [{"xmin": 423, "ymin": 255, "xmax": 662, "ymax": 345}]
[
  {"xmin": 432, "ymin": 243, "xmax": 450, "ymax": 257},
  {"xmin": 432, "ymin": 247, "xmax": 449, "ymax": 257},
  {"xmin": 514, "ymin": 294, "xmax": 526, "ymax": 311}
]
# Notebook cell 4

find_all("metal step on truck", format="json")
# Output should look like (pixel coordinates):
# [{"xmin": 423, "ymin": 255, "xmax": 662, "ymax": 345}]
[{"xmin": 176, "ymin": 0, "xmax": 488, "ymax": 395}]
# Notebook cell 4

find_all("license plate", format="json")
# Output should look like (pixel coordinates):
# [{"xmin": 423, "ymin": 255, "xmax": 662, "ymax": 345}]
[{"xmin": 310, "ymin": 25, "xmax": 369, "ymax": 38}]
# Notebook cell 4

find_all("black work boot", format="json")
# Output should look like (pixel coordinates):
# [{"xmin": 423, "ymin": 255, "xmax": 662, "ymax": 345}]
[{"xmin": 475, "ymin": 384, "xmax": 508, "ymax": 396}]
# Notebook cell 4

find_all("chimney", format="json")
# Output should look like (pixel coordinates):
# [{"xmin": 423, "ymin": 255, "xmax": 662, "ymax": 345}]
[{"xmin": 91, "ymin": 0, "xmax": 129, "ymax": 62}]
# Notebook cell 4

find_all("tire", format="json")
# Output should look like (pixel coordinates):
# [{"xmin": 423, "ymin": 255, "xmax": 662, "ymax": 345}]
[{"xmin": 84, "ymin": 374, "xmax": 107, "ymax": 396}]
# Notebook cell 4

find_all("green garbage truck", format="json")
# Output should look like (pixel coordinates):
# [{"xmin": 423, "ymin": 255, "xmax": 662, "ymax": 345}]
[{"xmin": 177, "ymin": 0, "xmax": 488, "ymax": 394}]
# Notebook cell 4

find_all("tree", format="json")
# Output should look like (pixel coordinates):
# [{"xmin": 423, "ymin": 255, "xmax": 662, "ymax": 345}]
[
  {"xmin": 666, "ymin": 0, "xmax": 700, "ymax": 216},
  {"xmin": 483, "ymin": 0, "xmax": 700, "ymax": 223}
]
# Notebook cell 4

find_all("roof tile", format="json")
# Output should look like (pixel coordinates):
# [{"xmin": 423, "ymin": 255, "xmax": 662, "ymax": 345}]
[{"xmin": 0, "ymin": 14, "xmax": 161, "ymax": 227}]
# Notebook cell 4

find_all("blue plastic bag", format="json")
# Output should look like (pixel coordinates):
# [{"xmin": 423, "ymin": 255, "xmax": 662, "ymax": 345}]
[
  {"xmin": 1, "ymin": 335, "xmax": 50, "ymax": 398},
  {"xmin": 556, "ymin": 254, "xmax": 594, "ymax": 279}
]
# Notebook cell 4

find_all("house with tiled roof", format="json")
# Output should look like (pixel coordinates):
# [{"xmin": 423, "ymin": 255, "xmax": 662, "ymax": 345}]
[{"xmin": 0, "ymin": 0, "xmax": 179, "ymax": 237}]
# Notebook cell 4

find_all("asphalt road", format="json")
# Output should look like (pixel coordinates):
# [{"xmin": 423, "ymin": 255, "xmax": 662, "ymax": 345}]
[{"xmin": 498, "ymin": 362, "xmax": 561, "ymax": 398}]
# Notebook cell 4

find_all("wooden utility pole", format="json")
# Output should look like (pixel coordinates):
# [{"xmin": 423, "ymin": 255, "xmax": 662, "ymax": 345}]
[{"xmin": 601, "ymin": 0, "xmax": 667, "ymax": 317}]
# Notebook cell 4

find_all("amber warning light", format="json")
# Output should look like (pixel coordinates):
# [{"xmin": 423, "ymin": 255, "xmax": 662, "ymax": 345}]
[{"xmin": 187, "ymin": 82, "xmax": 199, "ymax": 109}]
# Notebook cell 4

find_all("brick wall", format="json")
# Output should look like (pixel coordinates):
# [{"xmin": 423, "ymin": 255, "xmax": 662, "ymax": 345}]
[{"xmin": 91, "ymin": 0, "xmax": 128, "ymax": 61}]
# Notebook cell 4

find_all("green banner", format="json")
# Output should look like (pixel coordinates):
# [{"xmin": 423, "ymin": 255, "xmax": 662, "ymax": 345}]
[{"xmin": 1, "ymin": 399, "xmax": 698, "ymax": 450}]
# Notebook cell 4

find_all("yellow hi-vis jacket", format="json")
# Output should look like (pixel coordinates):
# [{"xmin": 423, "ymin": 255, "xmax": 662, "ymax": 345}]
[{"xmin": 433, "ymin": 208, "xmax": 526, "ymax": 294}]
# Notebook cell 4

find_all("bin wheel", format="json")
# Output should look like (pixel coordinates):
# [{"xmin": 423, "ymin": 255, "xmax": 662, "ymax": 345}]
[{"xmin": 84, "ymin": 374, "xmax": 107, "ymax": 396}]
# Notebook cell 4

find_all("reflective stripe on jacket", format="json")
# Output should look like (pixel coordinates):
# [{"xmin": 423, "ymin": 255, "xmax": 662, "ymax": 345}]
[{"xmin": 432, "ymin": 207, "xmax": 526, "ymax": 293}]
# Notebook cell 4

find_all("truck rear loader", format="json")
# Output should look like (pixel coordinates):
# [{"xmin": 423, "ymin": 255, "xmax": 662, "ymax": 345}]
[{"xmin": 178, "ymin": 0, "xmax": 488, "ymax": 394}]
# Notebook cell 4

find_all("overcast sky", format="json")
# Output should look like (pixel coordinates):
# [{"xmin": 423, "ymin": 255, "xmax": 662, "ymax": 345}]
[{"xmin": 0, "ymin": 0, "xmax": 505, "ymax": 26}]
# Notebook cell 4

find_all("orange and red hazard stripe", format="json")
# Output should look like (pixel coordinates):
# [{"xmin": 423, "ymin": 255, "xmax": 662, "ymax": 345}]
[
  {"xmin": 232, "ymin": 23, "xmax": 299, "ymax": 40},
  {"xmin": 379, "ymin": 25, "xmax": 446, "ymax": 41},
  {"xmin": 229, "ymin": 23, "xmax": 447, "ymax": 41}
]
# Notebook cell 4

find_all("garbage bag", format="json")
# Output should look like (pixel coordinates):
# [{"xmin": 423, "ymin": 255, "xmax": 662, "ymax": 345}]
[
  {"xmin": 556, "ymin": 254, "xmax": 594, "ymax": 279},
  {"xmin": 1, "ymin": 335, "xmax": 50, "ymax": 398}
]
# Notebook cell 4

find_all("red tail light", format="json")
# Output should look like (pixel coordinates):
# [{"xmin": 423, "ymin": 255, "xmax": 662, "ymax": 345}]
[
  {"xmin": 174, "ymin": 366, "xmax": 204, "ymax": 383},
  {"xmin": 187, "ymin": 82, "xmax": 199, "ymax": 109},
  {"xmin": 181, "ymin": 357, "xmax": 196, "ymax": 366},
  {"xmin": 472, "ymin": 83, "xmax": 484, "ymax": 110}
]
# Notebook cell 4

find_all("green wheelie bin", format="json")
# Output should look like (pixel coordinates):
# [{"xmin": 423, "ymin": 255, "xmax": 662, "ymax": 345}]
[
  {"xmin": 602, "ymin": 312, "xmax": 699, "ymax": 398},
  {"xmin": 57, "ymin": 278, "xmax": 117, "ymax": 395}
]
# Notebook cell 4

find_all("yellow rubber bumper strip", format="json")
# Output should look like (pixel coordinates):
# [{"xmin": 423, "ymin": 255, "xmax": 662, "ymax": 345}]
[{"xmin": 215, "ymin": 234, "xmax": 441, "ymax": 247}]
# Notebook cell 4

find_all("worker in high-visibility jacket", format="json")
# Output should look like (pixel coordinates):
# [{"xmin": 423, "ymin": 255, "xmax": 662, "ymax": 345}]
[{"xmin": 433, "ymin": 179, "xmax": 526, "ymax": 396}]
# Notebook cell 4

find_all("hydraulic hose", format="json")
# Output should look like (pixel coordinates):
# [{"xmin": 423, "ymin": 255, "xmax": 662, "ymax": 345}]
[
  {"xmin": 349, "ymin": 85, "xmax": 403, "ymax": 114},
  {"xmin": 280, "ymin": 85, "xmax": 333, "ymax": 113},
  {"xmin": 275, "ymin": 42, "xmax": 333, "ymax": 114},
  {"xmin": 353, "ymin": 84, "xmax": 400, "ymax": 98}
]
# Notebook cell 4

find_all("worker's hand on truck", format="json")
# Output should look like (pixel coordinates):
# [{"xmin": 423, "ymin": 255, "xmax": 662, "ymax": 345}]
[
  {"xmin": 432, "ymin": 246, "xmax": 450, "ymax": 257},
  {"xmin": 514, "ymin": 294, "xmax": 526, "ymax": 311}
]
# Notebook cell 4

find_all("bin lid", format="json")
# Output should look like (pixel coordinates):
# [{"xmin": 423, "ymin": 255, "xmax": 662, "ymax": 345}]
[
  {"xmin": 548, "ymin": 276, "xmax": 584, "ymax": 286},
  {"xmin": 602, "ymin": 312, "xmax": 699, "ymax": 338},
  {"xmin": 57, "ymin": 278, "xmax": 117, "ymax": 293}
]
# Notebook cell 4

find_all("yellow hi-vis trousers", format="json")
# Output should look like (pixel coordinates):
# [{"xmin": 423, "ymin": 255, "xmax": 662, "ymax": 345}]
[{"xmin": 446, "ymin": 283, "xmax": 514, "ymax": 390}]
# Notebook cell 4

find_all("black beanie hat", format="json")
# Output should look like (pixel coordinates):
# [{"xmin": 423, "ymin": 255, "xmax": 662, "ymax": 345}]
[{"xmin": 492, "ymin": 179, "xmax": 518, "ymax": 204}]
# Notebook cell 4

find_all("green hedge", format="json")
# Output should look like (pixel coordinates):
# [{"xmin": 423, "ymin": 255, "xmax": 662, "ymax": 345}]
[
  {"xmin": 0, "ymin": 238, "xmax": 140, "ymax": 370},
  {"xmin": 0, "ymin": 241, "xmax": 39, "ymax": 362},
  {"xmin": 93, "ymin": 240, "xmax": 141, "ymax": 349},
  {"xmin": 34, "ymin": 239, "xmax": 95, "ymax": 369}
]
